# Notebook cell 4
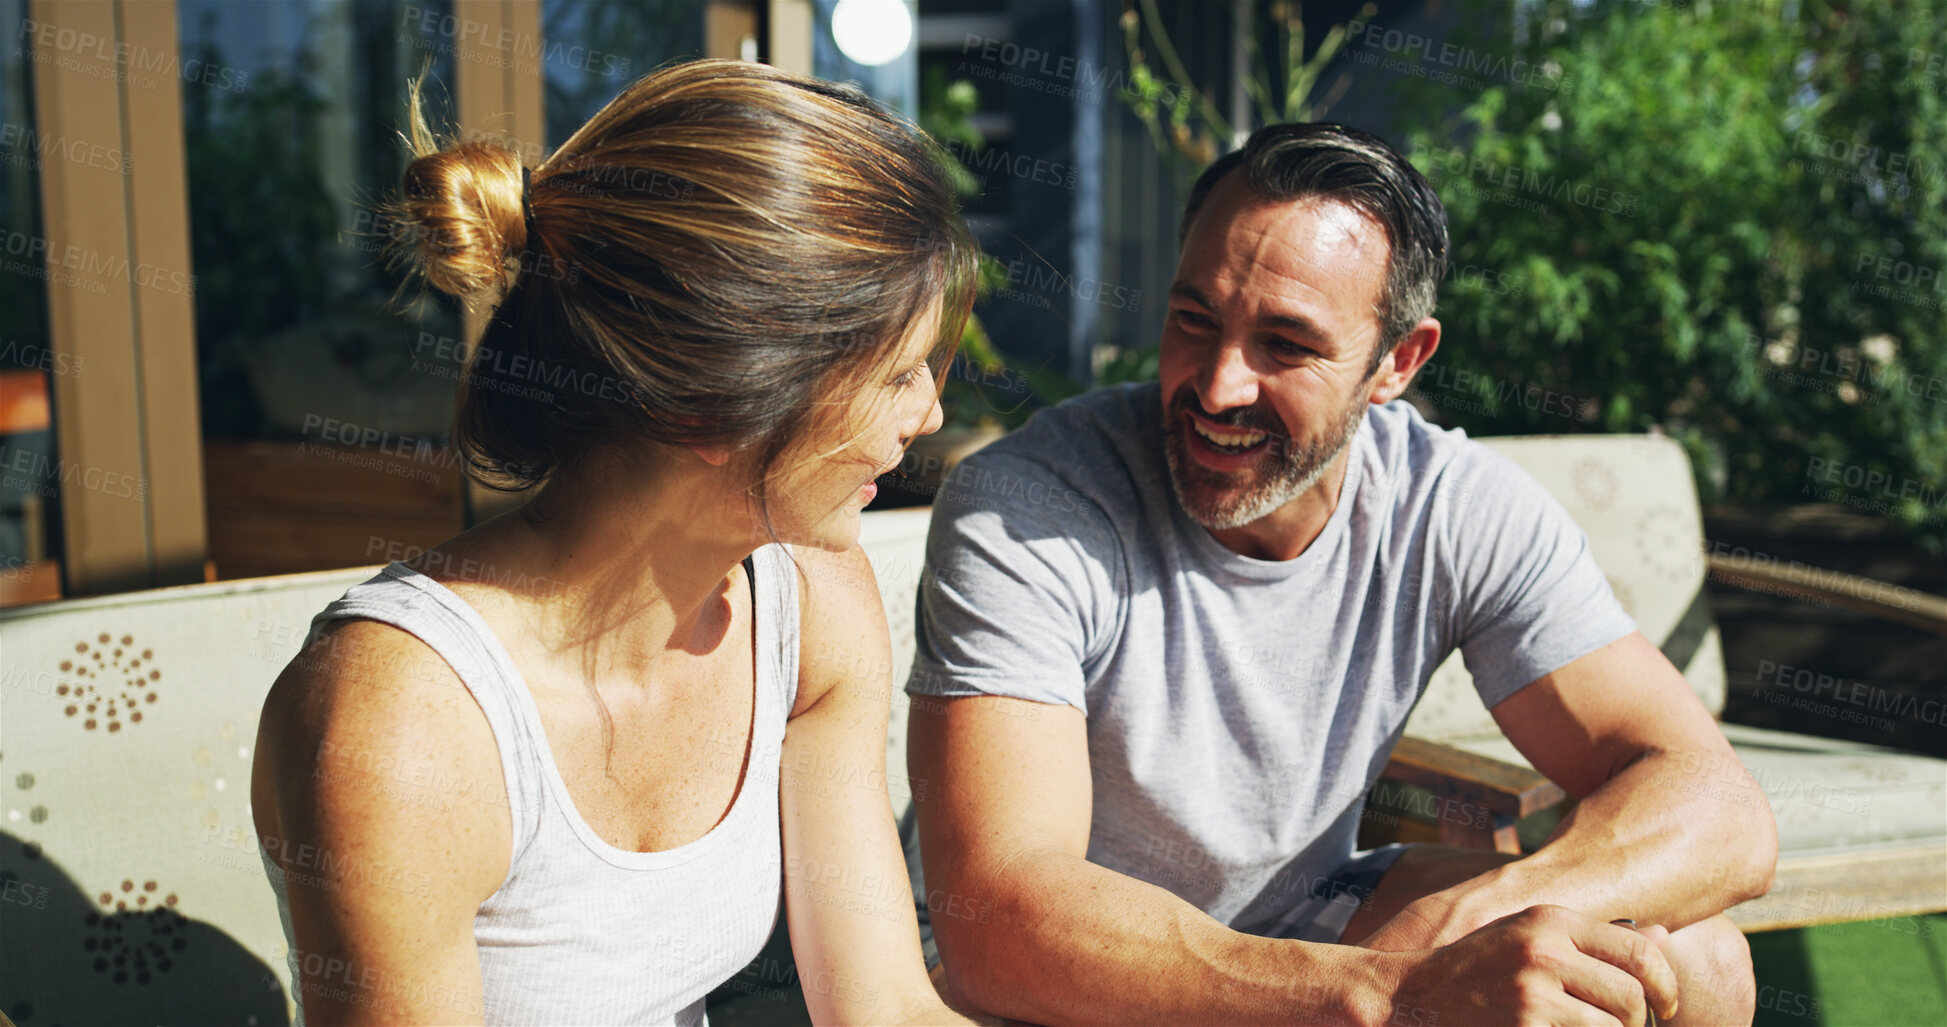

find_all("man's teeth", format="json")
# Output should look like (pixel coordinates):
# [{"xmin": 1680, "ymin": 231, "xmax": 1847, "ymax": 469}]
[{"xmin": 1192, "ymin": 421, "xmax": 1267, "ymax": 449}]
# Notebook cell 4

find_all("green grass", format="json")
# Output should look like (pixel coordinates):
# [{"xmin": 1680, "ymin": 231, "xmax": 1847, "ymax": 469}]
[{"xmin": 1749, "ymin": 915, "xmax": 1947, "ymax": 1026}]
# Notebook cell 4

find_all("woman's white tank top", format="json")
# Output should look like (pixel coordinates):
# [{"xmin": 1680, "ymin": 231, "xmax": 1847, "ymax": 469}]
[{"xmin": 263, "ymin": 544, "xmax": 799, "ymax": 1025}]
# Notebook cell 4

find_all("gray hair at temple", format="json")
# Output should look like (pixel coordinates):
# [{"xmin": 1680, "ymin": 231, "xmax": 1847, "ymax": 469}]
[{"xmin": 1178, "ymin": 123, "xmax": 1450, "ymax": 375}]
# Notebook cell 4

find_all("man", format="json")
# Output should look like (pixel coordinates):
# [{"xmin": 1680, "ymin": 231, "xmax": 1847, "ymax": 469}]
[{"xmin": 904, "ymin": 123, "xmax": 1776, "ymax": 1026}]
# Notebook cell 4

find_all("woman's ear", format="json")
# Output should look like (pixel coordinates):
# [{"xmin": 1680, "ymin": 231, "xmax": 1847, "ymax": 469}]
[{"xmin": 687, "ymin": 444, "xmax": 734, "ymax": 467}]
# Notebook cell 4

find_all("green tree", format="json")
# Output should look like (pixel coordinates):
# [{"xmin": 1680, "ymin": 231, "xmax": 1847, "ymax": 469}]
[{"xmin": 1403, "ymin": 0, "xmax": 1947, "ymax": 546}]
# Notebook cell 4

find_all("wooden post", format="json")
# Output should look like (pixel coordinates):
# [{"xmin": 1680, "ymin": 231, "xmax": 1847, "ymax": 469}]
[
  {"xmin": 767, "ymin": 0, "xmax": 814, "ymax": 76},
  {"xmin": 452, "ymin": 0, "xmax": 545, "ymax": 528},
  {"xmin": 706, "ymin": 0, "xmax": 761, "ymax": 62},
  {"xmin": 26, "ymin": 0, "xmax": 207, "ymax": 595}
]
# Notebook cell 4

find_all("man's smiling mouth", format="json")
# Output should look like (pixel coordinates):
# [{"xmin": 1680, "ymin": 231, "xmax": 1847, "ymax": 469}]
[{"xmin": 1190, "ymin": 420, "xmax": 1270, "ymax": 453}]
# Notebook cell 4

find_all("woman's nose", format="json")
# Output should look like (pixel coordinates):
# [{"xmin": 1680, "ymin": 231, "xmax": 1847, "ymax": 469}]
[{"xmin": 917, "ymin": 394, "xmax": 944, "ymax": 437}]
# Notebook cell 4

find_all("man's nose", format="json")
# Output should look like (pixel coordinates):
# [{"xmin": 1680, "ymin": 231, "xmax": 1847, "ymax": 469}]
[{"xmin": 1198, "ymin": 340, "xmax": 1259, "ymax": 413}]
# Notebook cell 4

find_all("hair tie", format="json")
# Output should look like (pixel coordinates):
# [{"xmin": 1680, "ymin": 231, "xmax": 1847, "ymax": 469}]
[{"xmin": 520, "ymin": 166, "xmax": 538, "ymax": 247}]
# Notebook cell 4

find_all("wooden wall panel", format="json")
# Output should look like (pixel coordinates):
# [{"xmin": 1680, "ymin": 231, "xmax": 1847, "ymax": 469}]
[
  {"xmin": 706, "ymin": 1, "xmax": 760, "ymax": 61},
  {"xmin": 27, "ymin": 0, "xmax": 164, "ymax": 595},
  {"xmin": 116, "ymin": 0, "xmax": 207, "ymax": 587},
  {"xmin": 203, "ymin": 440, "xmax": 464, "ymax": 579},
  {"xmin": 453, "ymin": 0, "xmax": 544, "ymax": 528},
  {"xmin": 767, "ymin": 0, "xmax": 814, "ymax": 76}
]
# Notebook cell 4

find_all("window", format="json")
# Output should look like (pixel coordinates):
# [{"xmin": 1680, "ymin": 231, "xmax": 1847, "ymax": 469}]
[
  {"xmin": 543, "ymin": 0, "xmax": 703, "ymax": 148},
  {"xmin": 178, "ymin": 0, "xmax": 469, "ymax": 578},
  {"xmin": 1, "ymin": 0, "xmax": 63, "ymax": 603}
]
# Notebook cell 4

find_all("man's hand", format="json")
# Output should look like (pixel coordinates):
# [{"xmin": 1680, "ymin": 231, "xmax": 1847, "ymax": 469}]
[{"xmin": 1388, "ymin": 905, "xmax": 1679, "ymax": 1027}]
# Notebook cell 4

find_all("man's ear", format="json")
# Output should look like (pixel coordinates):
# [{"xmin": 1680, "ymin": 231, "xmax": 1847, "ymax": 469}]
[{"xmin": 1366, "ymin": 318, "xmax": 1441, "ymax": 405}]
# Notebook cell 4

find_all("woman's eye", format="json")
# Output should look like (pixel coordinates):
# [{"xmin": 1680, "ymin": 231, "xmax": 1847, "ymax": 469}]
[{"xmin": 893, "ymin": 363, "xmax": 930, "ymax": 388}]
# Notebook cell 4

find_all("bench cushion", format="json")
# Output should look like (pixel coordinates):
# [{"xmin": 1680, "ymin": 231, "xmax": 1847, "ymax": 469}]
[
  {"xmin": 857, "ymin": 507, "xmax": 933, "ymax": 824},
  {"xmin": 1405, "ymin": 434, "xmax": 1726, "ymax": 742},
  {"xmin": 1443, "ymin": 725, "xmax": 1947, "ymax": 856},
  {"xmin": 0, "ymin": 565, "xmax": 378, "ymax": 1023}
]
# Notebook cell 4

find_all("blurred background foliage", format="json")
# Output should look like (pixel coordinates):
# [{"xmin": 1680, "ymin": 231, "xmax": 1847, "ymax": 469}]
[
  {"xmin": 1118, "ymin": 0, "xmax": 1367, "ymax": 187},
  {"xmin": 1407, "ymin": 0, "xmax": 1947, "ymax": 549},
  {"xmin": 931, "ymin": 0, "xmax": 1947, "ymax": 548},
  {"xmin": 919, "ymin": 69, "xmax": 1072, "ymax": 429}
]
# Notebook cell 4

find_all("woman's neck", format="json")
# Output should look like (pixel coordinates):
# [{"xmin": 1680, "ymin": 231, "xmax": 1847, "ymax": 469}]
[{"xmin": 433, "ymin": 448, "xmax": 769, "ymax": 681}]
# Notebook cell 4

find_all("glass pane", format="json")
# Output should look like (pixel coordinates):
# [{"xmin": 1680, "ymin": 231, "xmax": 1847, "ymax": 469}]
[
  {"xmin": 179, "ymin": 0, "xmax": 468, "ymax": 579},
  {"xmin": 0, "ymin": 0, "xmax": 63, "ymax": 602},
  {"xmin": 815, "ymin": 0, "xmax": 917, "ymax": 115},
  {"xmin": 178, "ymin": 0, "xmax": 464, "ymax": 444},
  {"xmin": 543, "ymin": 0, "xmax": 704, "ymax": 149}
]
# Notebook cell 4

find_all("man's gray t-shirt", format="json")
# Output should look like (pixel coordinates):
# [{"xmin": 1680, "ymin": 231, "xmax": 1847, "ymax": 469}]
[{"xmin": 905, "ymin": 381, "xmax": 1635, "ymax": 935}]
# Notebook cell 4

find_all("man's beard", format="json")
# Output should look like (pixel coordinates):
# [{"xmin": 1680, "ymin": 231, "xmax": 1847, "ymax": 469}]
[{"xmin": 1162, "ymin": 387, "xmax": 1368, "ymax": 531}]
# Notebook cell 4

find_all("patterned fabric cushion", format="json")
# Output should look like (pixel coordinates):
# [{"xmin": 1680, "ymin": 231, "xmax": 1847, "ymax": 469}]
[
  {"xmin": 1387, "ymin": 434, "xmax": 1945, "ymax": 859},
  {"xmin": 859, "ymin": 507, "xmax": 933, "ymax": 825},
  {"xmin": 1, "ymin": 566, "xmax": 376, "ymax": 1024},
  {"xmin": 1405, "ymin": 434, "xmax": 1727, "ymax": 741}
]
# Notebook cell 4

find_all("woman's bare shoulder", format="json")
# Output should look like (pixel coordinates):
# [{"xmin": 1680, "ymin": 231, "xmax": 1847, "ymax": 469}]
[
  {"xmin": 787, "ymin": 542, "xmax": 893, "ymax": 720},
  {"xmin": 254, "ymin": 618, "xmax": 512, "ymax": 897},
  {"xmin": 261, "ymin": 619, "xmax": 492, "ymax": 753}
]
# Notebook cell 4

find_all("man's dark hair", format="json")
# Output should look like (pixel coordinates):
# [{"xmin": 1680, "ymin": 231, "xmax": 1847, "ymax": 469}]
[{"xmin": 1178, "ymin": 123, "xmax": 1449, "ymax": 375}]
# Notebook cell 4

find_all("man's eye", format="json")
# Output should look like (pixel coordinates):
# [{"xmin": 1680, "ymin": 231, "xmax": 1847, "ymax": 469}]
[
  {"xmin": 1173, "ymin": 310, "xmax": 1214, "ymax": 328},
  {"xmin": 1267, "ymin": 337, "xmax": 1310, "ymax": 357}
]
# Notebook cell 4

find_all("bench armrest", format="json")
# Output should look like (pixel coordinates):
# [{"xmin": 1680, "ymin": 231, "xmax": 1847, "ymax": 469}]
[
  {"xmin": 1378, "ymin": 736, "xmax": 1568, "ymax": 854},
  {"xmin": 1706, "ymin": 553, "xmax": 1947, "ymax": 636}
]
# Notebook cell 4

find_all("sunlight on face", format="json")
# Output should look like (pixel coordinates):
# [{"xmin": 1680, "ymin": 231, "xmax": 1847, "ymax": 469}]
[
  {"xmin": 1157, "ymin": 181, "xmax": 1393, "ymax": 531},
  {"xmin": 759, "ymin": 302, "xmax": 947, "ymax": 549}
]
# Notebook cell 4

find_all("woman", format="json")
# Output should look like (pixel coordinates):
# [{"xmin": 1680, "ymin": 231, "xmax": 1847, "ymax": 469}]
[{"xmin": 251, "ymin": 59, "xmax": 980, "ymax": 1025}]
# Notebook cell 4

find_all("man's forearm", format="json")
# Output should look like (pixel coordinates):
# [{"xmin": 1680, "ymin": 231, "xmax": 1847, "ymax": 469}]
[
  {"xmin": 1369, "ymin": 748, "xmax": 1777, "ymax": 950},
  {"xmin": 937, "ymin": 848, "xmax": 1399, "ymax": 1027}
]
